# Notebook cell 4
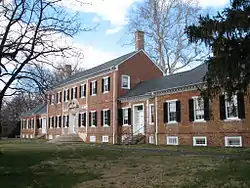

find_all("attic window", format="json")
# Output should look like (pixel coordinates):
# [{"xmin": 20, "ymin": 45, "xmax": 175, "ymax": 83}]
[{"xmin": 121, "ymin": 75, "xmax": 130, "ymax": 89}]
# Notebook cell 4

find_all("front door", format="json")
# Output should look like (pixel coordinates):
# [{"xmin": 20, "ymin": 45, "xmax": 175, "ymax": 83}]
[
  {"xmin": 133, "ymin": 105, "xmax": 144, "ymax": 135},
  {"xmin": 69, "ymin": 114, "xmax": 76, "ymax": 134},
  {"xmin": 42, "ymin": 118, "xmax": 47, "ymax": 134}
]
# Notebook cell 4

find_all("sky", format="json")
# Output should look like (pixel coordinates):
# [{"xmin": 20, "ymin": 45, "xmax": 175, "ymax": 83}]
[{"xmin": 58, "ymin": 0, "xmax": 230, "ymax": 70}]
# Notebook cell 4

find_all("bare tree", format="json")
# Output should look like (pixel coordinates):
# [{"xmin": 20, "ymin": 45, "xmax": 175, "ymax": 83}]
[
  {"xmin": 127, "ymin": 0, "xmax": 208, "ymax": 74},
  {"xmin": 0, "ymin": 0, "xmax": 88, "ymax": 112}
]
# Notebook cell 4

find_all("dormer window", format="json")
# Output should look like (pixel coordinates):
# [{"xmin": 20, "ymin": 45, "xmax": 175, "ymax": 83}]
[{"xmin": 121, "ymin": 75, "xmax": 130, "ymax": 89}]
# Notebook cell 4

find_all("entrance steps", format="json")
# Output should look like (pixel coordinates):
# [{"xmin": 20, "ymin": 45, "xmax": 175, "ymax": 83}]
[
  {"xmin": 47, "ymin": 134, "xmax": 83, "ymax": 144},
  {"xmin": 121, "ymin": 134, "xmax": 145, "ymax": 145},
  {"xmin": 36, "ymin": 134, "xmax": 46, "ymax": 139}
]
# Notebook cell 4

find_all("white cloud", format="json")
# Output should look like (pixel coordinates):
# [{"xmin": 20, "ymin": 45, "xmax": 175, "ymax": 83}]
[
  {"xmin": 56, "ymin": 0, "xmax": 142, "ymax": 27},
  {"xmin": 198, "ymin": 0, "xmax": 229, "ymax": 7},
  {"xmin": 105, "ymin": 26, "xmax": 123, "ymax": 35}
]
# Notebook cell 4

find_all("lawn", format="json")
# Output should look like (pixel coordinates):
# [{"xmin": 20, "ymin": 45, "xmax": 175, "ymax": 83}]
[{"xmin": 1, "ymin": 140, "xmax": 250, "ymax": 188}]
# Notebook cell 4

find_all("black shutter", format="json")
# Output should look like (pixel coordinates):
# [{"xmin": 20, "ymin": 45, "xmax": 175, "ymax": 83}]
[
  {"xmin": 95, "ymin": 111, "xmax": 97, "ymax": 126},
  {"xmin": 78, "ymin": 114, "xmax": 81, "ymax": 127},
  {"xmin": 59, "ymin": 116, "xmax": 61, "ymax": 127},
  {"xmin": 107, "ymin": 110, "xmax": 110, "ymax": 125},
  {"xmin": 84, "ymin": 84, "xmax": 86, "ymax": 97},
  {"xmin": 118, "ymin": 109, "xmax": 123, "ymax": 126},
  {"xmin": 83, "ymin": 113, "xmax": 86, "ymax": 126},
  {"xmin": 237, "ymin": 92, "xmax": 245, "ymax": 119},
  {"xmin": 102, "ymin": 79, "xmax": 104, "ymax": 93},
  {"xmin": 71, "ymin": 88, "xmax": 73, "ymax": 99},
  {"xmin": 128, "ymin": 108, "xmax": 131, "ymax": 125},
  {"xmin": 89, "ymin": 112, "xmax": 91, "ymax": 126},
  {"xmin": 90, "ymin": 82, "xmax": 92, "ymax": 95},
  {"xmin": 189, "ymin": 99, "xmax": 194, "ymax": 122},
  {"xmin": 176, "ymin": 100, "xmax": 181, "ymax": 123},
  {"xmin": 163, "ymin": 102, "xmax": 168, "ymax": 123},
  {"xmin": 60, "ymin": 92, "xmax": 62, "ymax": 102},
  {"xmin": 64, "ymin": 90, "xmax": 66, "ymax": 102},
  {"xmin": 204, "ymin": 97, "xmax": 210, "ymax": 121},
  {"xmin": 75, "ymin": 87, "xmax": 78, "ymax": 98},
  {"xmin": 79, "ymin": 85, "xmax": 82, "ymax": 97},
  {"xmin": 108, "ymin": 77, "xmax": 111, "ymax": 91},
  {"xmin": 219, "ymin": 95, "xmax": 226, "ymax": 120},
  {"xmin": 101, "ymin": 110, "xmax": 103, "ymax": 126},
  {"xmin": 67, "ymin": 90, "xmax": 69, "ymax": 101},
  {"xmin": 95, "ymin": 81, "xmax": 98, "ymax": 94},
  {"xmin": 36, "ymin": 119, "xmax": 40, "ymax": 129}
]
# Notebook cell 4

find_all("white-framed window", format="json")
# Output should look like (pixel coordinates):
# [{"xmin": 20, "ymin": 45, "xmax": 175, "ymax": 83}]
[
  {"xmin": 91, "ymin": 81, "xmax": 97, "ymax": 95},
  {"xmin": 166, "ymin": 136, "xmax": 179, "ymax": 145},
  {"xmin": 80, "ymin": 84, "xmax": 86, "ymax": 98},
  {"xmin": 57, "ymin": 91, "xmax": 61, "ymax": 104},
  {"xmin": 49, "ymin": 117, "xmax": 53, "ymax": 128},
  {"xmin": 193, "ymin": 97, "xmax": 204, "ymax": 121},
  {"xmin": 64, "ymin": 89, "xmax": 69, "ymax": 102},
  {"xmin": 193, "ymin": 136, "xmax": 207, "ymax": 146},
  {"xmin": 79, "ymin": 113, "xmax": 86, "ymax": 127},
  {"xmin": 73, "ymin": 87, "xmax": 77, "ymax": 99},
  {"xmin": 51, "ymin": 94, "xmax": 55, "ymax": 105},
  {"xmin": 90, "ymin": 136, "xmax": 96, "ymax": 143},
  {"xmin": 91, "ymin": 111, "xmax": 97, "ymax": 127},
  {"xmin": 225, "ymin": 95, "xmax": 238, "ymax": 119},
  {"xmin": 48, "ymin": 134, "xmax": 53, "ymax": 140},
  {"xmin": 103, "ymin": 77, "xmax": 110, "ymax": 93},
  {"xmin": 225, "ymin": 136, "xmax": 242, "ymax": 147},
  {"xmin": 102, "ymin": 109, "xmax": 109, "ymax": 126},
  {"xmin": 149, "ymin": 104, "xmax": 155, "ymax": 124},
  {"xmin": 123, "ymin": 108, "xmax": 129, "ymax": 125},
  {"xmin": 121, "ymin": 75, "xmax": 130, "ymax": 89},
  {"xmin": 102, "ymin": 136, "xmax": 109, "ymax": 143},
  {"xmin": 167, "ymin": 100, "xmax": 177, "ymax": 123},
  {"xmin": 57, "ymin": 116, "xmax": 60, "ymax": 128},
  {"xmin": 148, "ymin": 135, "xmax": 154, "ymax": 144}
]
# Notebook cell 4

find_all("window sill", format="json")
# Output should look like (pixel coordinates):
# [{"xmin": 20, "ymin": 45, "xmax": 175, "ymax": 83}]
[
  {"xmin": 103, "ymin": 125, "xmax": 110, "ymax": 127},
  {"xmin": 103, "ymin": 91, "xmax": 109, "ymax": 94},
  {"xmin": 91, "ymin": 126, "xmax": 96, "ymax": 128},
  {"xmin": 149, "ymin": 122, "xmax": 154, "ymax": 125},
  {"xmin": 166, "ymin": 122, "xmax": 178, "ymax": 125},
  {"xmin": 225, "ymin": 145, "xmax": 242, "ymax": 147},
  {"xmin": 80, "ymin": 97, "xmax": 86, "ymax": 99},
  {"xmin": 121, "ymin": 87, "xmax": 130, "ymax": 90},
  {"xmin": 224, "ymin": 118, "xmax": 241, "ymax": 122},
  {"xmin": 91, "ymin": 94, "xmax": 97, "ymax": 96},
  {"xmin": 193, "ymin": 120, "xmax": 206, "ymax": 123},
  {"xmin": 122, "ymin": 124, "xmax": 130, "ymax": 126},
  {"xmin": 193, "ymin": 144, "xmax": 207, "ymax": 147}
]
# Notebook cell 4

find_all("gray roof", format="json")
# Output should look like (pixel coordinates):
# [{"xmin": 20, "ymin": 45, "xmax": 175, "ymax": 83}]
[
  {"xmin": 56, "ymin": 51, "xmax": 138, "ymax": 88},
  {"xmin": 119, "ymin": 63, "xmax": 208, "ymax": 99},
  {"xmin": 21, "ymin": 104, "xmax": 47, "ymax": 117}
]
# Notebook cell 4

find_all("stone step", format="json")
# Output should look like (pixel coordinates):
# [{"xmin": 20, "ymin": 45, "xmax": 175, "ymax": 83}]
[{"xmin": 47, "ymin": 134, "xmax": 83, "ymax": 144}]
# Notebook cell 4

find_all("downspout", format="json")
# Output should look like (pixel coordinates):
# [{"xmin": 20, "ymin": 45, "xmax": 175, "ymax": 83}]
[
  {"xmin": 112, "ymin": 67, "xmax": 117, "ymax": 144},
  {"xmin": 155, "ymin": 94, "xmax": 158, "ymax": 145},
  {"xmin": 86, "ymin": 79, "xmax": 89, "ymax": 141},
  {"xmin": 46, "ymin": 100, "xmax": 49, "ymax": 140}
]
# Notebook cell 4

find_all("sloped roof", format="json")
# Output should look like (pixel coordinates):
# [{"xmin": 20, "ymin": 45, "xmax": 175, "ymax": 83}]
[
  {"xmin": 119, "ymin": 63, "xmax": 208, "ymax": 100},
  {"xmin": 21, "ymin": 104, "xmax": 47, "ymax": 117},
  {"xmin": 55, "ymin": 51, "xmax": 138, "ymax": 88}
]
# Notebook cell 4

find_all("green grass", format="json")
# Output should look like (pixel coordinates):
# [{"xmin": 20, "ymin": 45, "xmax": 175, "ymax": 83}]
[{"xmin": 1, "ymin": 140, "xmax": 250, "ymax": 188}]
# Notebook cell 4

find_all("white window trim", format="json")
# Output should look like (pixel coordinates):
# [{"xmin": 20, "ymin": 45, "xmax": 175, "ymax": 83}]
[
  {"xmin": 102, "ymin": 135, "xmax": 109, "ymax": 143},
  {"xmin": 192, "ymin": 96, "xmax": 205, "ymax": 122},
  {"xmin": 148, "ymin": 135, "xmax": 155, "ymax": 144},
  {"xmin": 57, "ymin": 92, "xmax": 61, "ymax": 104},
  {"xmin": 121, "ymin": 74, "xmax": 130, "ymax": 89},
  {"xmin": 79, "ymin": 112, "xmax": 86, "ymax": 127},
  {"xmin": 90, "ymin": 135, "xmax": 96, "ymax": 143},
  {"xmin": 166, "ymin": 99, "xmax": 178, "ymax": 124},
  {"xmin": 166, "ymin": 136, "xmax": 179, "ymax": 145},
  {"xmin": 80, "ymin": 84, "xmax": 86, "ymax": 98},
  {"xmin": 149, "ymin": 104, "xmax": 154, "ymax": 125},
  {"xmin": 103, "ymin": 76, "xmax": 109, "ymax": 93},
  {"xmin": 51, "ymin": 94, "xmax": 55, "ymax": 105},
  {"xmin": 193, "ymin": 136, "xmax": 207, "ymax": 146},
  {"xmin": 225, "ymin": 136, "xmax": 242, "ymax": 147},
  {"xmin": 57, "ymin": 115, "xmax": 60, "ymax": 128},
  {"xmin": 49, "ymin": 116, "xmax": 53, "ymax": 129},
  {"xmin": 91, "ymin": 110, "xmax": 97, "ymax": 127},
  {"xmin": 91, "ymin": 80, "xmax": 97, "ymax": 96},
  {"xmin": 224, "ymin": 94, "xmax": 239, "ymax": 120},
  {"xmin": 73, "ymin": 87, "xmax": 77, "ymax": 99},
  {"xmin": 102, "ymin": 109, "xmax": 109, "ymax": 127},
  {"xmin": 65, "ymin": 89, "xmax": 69, "ymax": 102},
  {"xmin": 122, "ymin": 107, "xmax": 129, "ymax": 126}
]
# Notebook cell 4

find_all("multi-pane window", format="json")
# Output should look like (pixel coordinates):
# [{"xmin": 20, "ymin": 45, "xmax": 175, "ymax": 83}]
[
  {"xmin": 79, "ymin": 113, "xmax": 86, "ymax": 127},
  {"xmin": 121, "ymin": 75, "xmax": 130, "ymax": 89},
  {"xmin": 225, "ymin": 136, "xmax": 242, "ymax": 147},
  {"xmin": 49, "ymin": 117, "xmax": 53, "ymax": 128},
  {"xmin": 102, "ymin": 109, "xmax": 110, "ymax": 126},
  {"xmin": 102, "ymin": 136, "xmax": 109, "ymax": 143},
  {"xmin": 64, "ymin": 89, "xmax": 69, "ymax": 102},
  {"xmin": 103, "ymin": 77, "xmax": 110, "ymax": 93},
  {"xmin": 50, "ymin": 94, "xmax": 55, "ymax": 105},
  {"xmin": 72, "ymin": 87, "xmax": 77, "ymax": 99},
  {"xmin": 225, "ymin": 95, "xmax": 238, "ymax": 119},
  {"xmin": 90, "ymin": 111, "xmax": 97, "ymax": 126},
  {"xmin": 90, "ymin": 136, "xmax": 96, "ymax": 142},
  {"xmin": 80, "ymin": 84, "xmax": 86, "ymax": 98},
  {"xmin": 167, "ymin": 136, "xmax": 179, "ymax": 145},
  {"xmin": 57, "ymin": 92, "xmax": 62, "ymax": 104},
  {"xmin": 149, "ymin": 104, "xmax": 154, "ymax": 124},
  {"xmin": 193, "ymin": 136, "xmax": 207, "ymax": 146},
  {"xmin": 91, "ymin": 81, "xmax": 97, "ymax": 95},
  {"xmin": 63, "ymin": 115, "xmax": 69, "ymax": 127},
  {"xmin": 193, "ymin": 97, "xmax": 204, "ymax": 121},
  {"xmin": 168, "ymin": 101, "xmax": 176, "ymax": 122},
  {"xmin": 123, "ymin": 108, "xmax": 129, "ymax": 125}
]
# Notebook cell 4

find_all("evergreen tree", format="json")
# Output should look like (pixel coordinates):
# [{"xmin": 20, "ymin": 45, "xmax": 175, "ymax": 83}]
[{"xmin": 186, "ymin": 0, "xmax": 250, "ymax": 99}]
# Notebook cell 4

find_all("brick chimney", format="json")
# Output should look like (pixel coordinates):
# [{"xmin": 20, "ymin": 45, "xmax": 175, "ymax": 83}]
[
  {"xmin": 64, "ymin": 64, "xmax": 72, "ymax": 77},
  {"xmin": 135, "ymin": 30, "xmax": 144, "ymax": 51}
]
